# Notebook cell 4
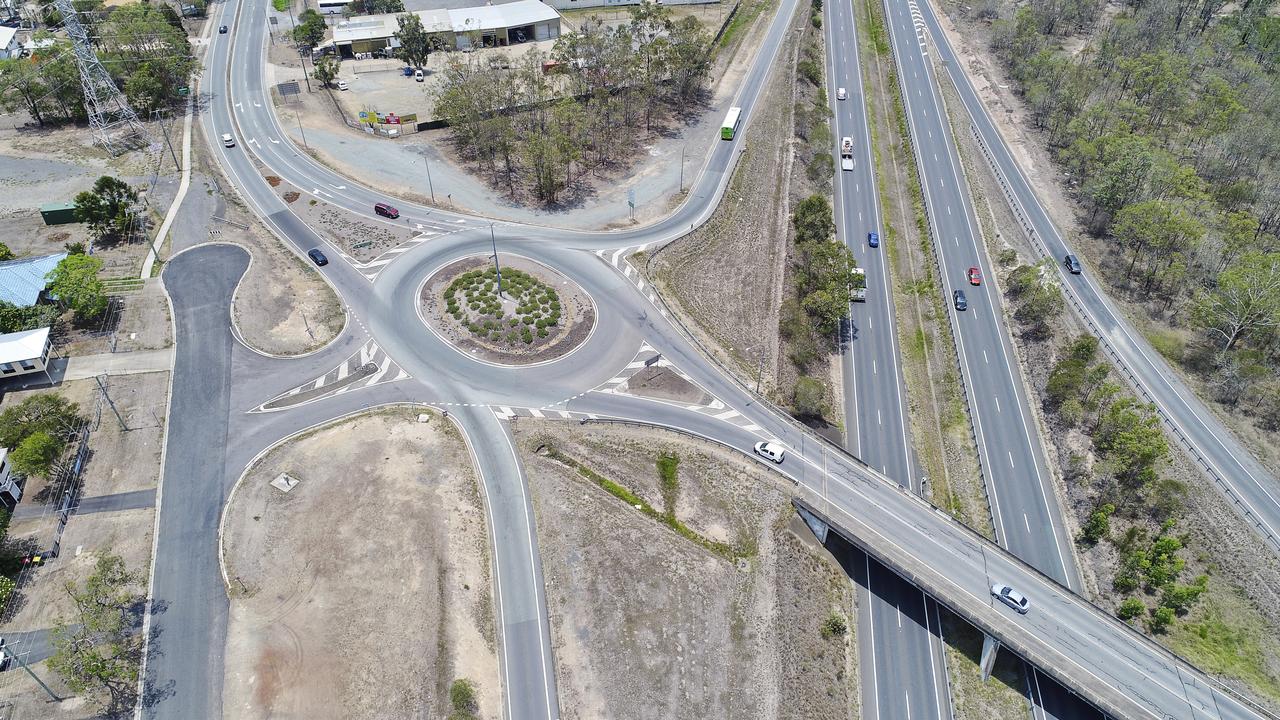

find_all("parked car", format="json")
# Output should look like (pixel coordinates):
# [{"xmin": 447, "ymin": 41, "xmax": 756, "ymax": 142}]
[
  {"xmin": 967, "ymin": 267, "xmax": 982, "ymax": 285},
  {"xmin": 403, "ymin": 66, "xmax": 414, "ymax": 76},
  {"xmin": 868, "ymin": 231, "xmax": 879, "ymax": 248},
  {"xmin": 414, "ymin": 69, "xmax": 424, "ymax": 82},
  {"xmin": 991, "ymin": 584, "xmax": 1030, "ymax": 614},
  {"xmin": 953, "ymin": 289, "xmax": 968, "ymax": 311},
  {"xmin": 219, "ymin": 25, "xmax": 228, "ymax": 33},
  {"xmin": 837, "ymin": 87, "xmax": 847, "ymax": 100},
  {"xmin": 336, "ymin": 79, "xmax": 349, "ymax": 91},
  {"xmin": 1064, "ymin": 254, "xmax": 1082, "ymax": 274},
  {"xmin": 307, "ymin": 249, "xmax": 328, "ymax": 266},
  {"xmin": 374, "ymin": 202, "xmax": 400, "ymax": 219},
  {"xmin": 221, "ymin": 133, "xmax": 235, "ymax": 148},
  {"xmin": 753, "ymin": 441, "xmax": 786, "ymax": 464}
]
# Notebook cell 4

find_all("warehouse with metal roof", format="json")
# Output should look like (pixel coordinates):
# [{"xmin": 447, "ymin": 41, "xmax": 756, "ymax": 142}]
[
  {"xmin": 330, "ymin": 0, "xmax": 560, "ymax": 57},
  {"xmin": 0, "ymin": 252, "xmax": 67, "ymax": 307}
]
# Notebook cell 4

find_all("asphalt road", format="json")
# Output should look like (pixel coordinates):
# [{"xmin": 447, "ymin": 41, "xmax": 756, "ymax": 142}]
[
  {"xmin": 824, "ymin": 0, "xmax": 951, "ymax": 716},
  {"xmin": 135, "ymin": 0, "xmax": 1278, "ymax": 715},
  {"xmin": 913, "ymin": 0, "xmax": 1280, "ymax": 553}
]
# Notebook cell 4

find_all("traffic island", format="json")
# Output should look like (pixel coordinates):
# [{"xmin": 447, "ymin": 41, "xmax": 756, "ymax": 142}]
[{"xmin": 420, "ymin": 254, "xmax": 595, "ymax": 366}]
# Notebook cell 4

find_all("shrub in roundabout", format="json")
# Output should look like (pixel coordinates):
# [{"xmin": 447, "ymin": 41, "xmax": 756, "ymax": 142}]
[{"xmin": 444, "ymin": 267, "xmax": 562, "ymax": 346}]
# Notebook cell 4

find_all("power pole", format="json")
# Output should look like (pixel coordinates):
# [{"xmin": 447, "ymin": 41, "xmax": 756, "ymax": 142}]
[
  {"xmin": 154, "ymin": 109, "xmax": 181, "ymax": 171},
  {"xmin": 489, "ymin": 223, "xmax": 504, "ymax": 298},
  {"xmin": 57, "ymin": 0, "xmax": 147, "ymax": 154},
  {"xmin": 95, "ymin": 375, "xmax": 128, "ymax": 431},
  {"xmin": 295, "ymin": 111, "xmax": 309, "ymax": 148},
  {"xmin": 679, "ymin": 145, "xmax": 686, "ymax": 192},
  {"xmin": 299, "ymin": 49, "xmax": 313, "ymax": 92},
  {"xmin": 424, "ymin": 157, "xmax": 436, "ymax": 203}
]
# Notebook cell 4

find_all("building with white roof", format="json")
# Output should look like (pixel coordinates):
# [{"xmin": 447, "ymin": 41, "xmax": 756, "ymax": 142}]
[
  {"xmin": 329, "ymin": 0, "xmax": 559, "ymax": 57},
  {"xmin": 0, "ymin": 327, "xmax": 53, "ymax": 380},
  {"xmin": 0, "ymin": 26, "xmax": 19, "ymax": 60},
  {"xmin": 0, "ymin": 446, "xmax": 22, "ymax": 511}
]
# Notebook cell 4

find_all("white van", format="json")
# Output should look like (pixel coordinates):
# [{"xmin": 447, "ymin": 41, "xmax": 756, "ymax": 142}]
[{"xmin": 221, "ymin": 133, "xmax": 235, "ymax": 148}]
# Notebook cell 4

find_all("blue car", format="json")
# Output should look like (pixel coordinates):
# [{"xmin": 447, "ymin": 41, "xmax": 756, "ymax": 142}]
[
  {"xmin": 403, "ymin": 66, "xmax": 414, "ymax": 76},
  {"xmin": 868, "ymin": 231, "xmax": 879, "ymax": 248}
]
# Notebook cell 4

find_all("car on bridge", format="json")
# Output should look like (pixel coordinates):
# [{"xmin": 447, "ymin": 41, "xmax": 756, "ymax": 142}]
[
  {"xmin": 753, "ymin": 441, "xmax": 785, "ymax": 464},
  {"xmin": 991, "ymin": 584, "xmax": 1029, "ymax": 614}
]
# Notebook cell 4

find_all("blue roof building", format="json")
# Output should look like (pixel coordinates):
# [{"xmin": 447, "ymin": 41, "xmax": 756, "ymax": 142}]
[{"xmin": 0, "ymin": 252, "xmax": 68, "ymax": 307}]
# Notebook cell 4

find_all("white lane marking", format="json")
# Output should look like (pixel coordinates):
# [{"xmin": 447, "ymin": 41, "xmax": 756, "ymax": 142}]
[
  {"xmin": 897, "ymin": 606, "xmax": 902, "ymax": 628},
  {"xmin": 878, "ymin": 409, "xmax": 882, "ymax": 425},
  {"xmin": 1024, "ymin": 513, "xmax": 1031, "ymax": 533},
  {"xmin": 268, "ymin": 137, "xmax": 279, "ymax": 144},
  {"xmin": 983, "ymin": 350, "xmax": 988, "ymax": 363},
  {"xmin": 995, "ymin": 396, "xmax": 1001, "ymax": 412},
  {"xmin": 1008, "ymin": 451, "xmax": 1015, "ymax": 468},
  {"xmin": 946, "ymin": 205, "xmax": 952, "ymax": 216}
]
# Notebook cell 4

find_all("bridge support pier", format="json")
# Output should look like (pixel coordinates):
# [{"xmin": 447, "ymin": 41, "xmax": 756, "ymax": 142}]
[
  {"xmin": 795, "ymin": 505, "xmax": 829, "ymax": 544},
  {"xmin": 980, "ymin": 633, "xmax": 1000, "ymax": 681}
]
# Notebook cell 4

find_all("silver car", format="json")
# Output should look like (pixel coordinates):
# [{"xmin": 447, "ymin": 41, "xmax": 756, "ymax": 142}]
[
  {"xmin": 753, "ymin": 441, "xmax": 786, "ymax": 464},
  {"xmin": 991, "ymin": 584, "xmax": 1029, "ymax": 614}
]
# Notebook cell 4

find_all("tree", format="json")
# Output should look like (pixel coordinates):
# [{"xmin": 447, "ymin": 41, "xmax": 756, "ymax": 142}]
[
  {"xmin": 793, "ymin": 195, "xmax": 836, "ymax": 245},
  {"xmin": 1192, "ymin": 253, "xmax": 1280, "ymax": 350},
  {"xmin": 1117, "ymin": 597, "xmax": 1146, "ymax": 621},
  {"xmin": 49, "ymin": 554, "xmax": 144, "ymax": 714},
  {"xmin": 100, "ymin": 4, "xmax": 198, "ymax": 112},
  {"xmin": 293, "ymin": 8, "xmax": 327, "ymax": 49},
  {"xmin": 313, "ymin": 54, "xmax": 340, "ymax": 88},
  {"xmin": 1111, "ymin": 200, "xmax": 1204, "ymax": 282},
  {"xmin": 47, "ymin": 254, "xmax": 108, "ymax": 321},
  {"xmin": 1148, "ymin": 605, "xmax": 1175, "ymax": 633},
  {"xmin": 1160, "ymin": 575, "xmax": 1207, "ymax": 615},
  {"xmin": 0, "ymin": 393, "xmax": 83, "ymax": 449},
  {"xmin": 1094, "ymin": 397, "xmax": 1167, "ymax": 490},
  {"xmin": 10, "ymin": 431, "xmax": 64, "ymax": 477},
  {"xmin": 1079, "ymin": 503, "xmax": 1114, "ymax": 545},
  {"xmin": 393, "ymin": 13, "xmax": 437, "ymax": 69},
  {"xmin": 0, "ymin": 241, "xmax": 13, "ymax": 261},
  {"xmin": 793, "ymin": 376, "xmax": 827, "ymax": 417},
  {"xmin": 361, "ymin": 0, "xmax": 403, "ymax": 12},
  {"xmin": 74, "ymin": 176, "xmax": 138, "ymax": 244},
  {"xmin": 0, "ymin": 300, "xmax": 60, "ymax": 334}
]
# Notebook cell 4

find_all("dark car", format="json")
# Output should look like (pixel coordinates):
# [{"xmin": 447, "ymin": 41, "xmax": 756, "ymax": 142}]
[
  {"xmin": 1064, "ymin": 254, "xmax": 1082, "ymax": 274},
  {"xmin": 374, "ymin": 202, "xmax": 400, "ymax": 219},
  {"xmin": 219, "ymin": 25, "xmax": 228, "ymax": 33},
  {"xmin": 403, "ymin": 66, "xmax": 415, "ymax": 76},
  {"xmin": 953, "ymin": 289, "xmax": 968, "ymax": 311},
  {"xmin": 868, "ymin": 231, "xmax": 879, "ymax": 248},
  {"xmin": 307, "ymin": 248, "xmax": 329, "ymax": 266}
]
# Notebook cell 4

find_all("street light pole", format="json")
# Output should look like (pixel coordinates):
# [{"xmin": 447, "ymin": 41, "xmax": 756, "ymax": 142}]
[
  {"xmin": 296, "ymin": 111, "xmax": 309, "ymax": 148},
  {"xmin": 490, "ymin": 223, "xmax": 504, "ymax": 297},
  {"xmin": 299, "ymin": 49, "xmax": 313, "ymax": 92},
  {"xmin": 423, "ymin": 157, "xmax": 436, "ymax": 203},
  {"xmin": 679, "ymin": 145, "xmax": 685, "ymax": 192}
]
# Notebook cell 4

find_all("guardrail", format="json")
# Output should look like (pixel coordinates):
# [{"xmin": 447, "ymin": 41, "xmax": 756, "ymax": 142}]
[{"xmin": 966, "ymin": 120, "xmax": 1280, "ymax": 556}]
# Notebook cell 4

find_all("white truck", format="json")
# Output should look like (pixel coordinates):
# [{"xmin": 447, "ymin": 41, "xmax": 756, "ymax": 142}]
[
  {"xmin": 851, "ymin": 267, "xmax": 866, "ymax": 302},
  {"xmin": 840, "ymin": 137, "xmax": 854, "ymax": 171}
]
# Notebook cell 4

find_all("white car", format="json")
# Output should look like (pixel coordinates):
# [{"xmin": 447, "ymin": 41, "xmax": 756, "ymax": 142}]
[
  {"xmin": 753, "ymin": 441, "xmax": 785, "ymax": 464},
  {"xmin": 837, "ymin": 87, "xmax": 847, "ymax": 100},
  {"xmin": 221, "ymin": 133, "xmax": 235, "ymax": 148},
  {"xmin": 991, "ymin": 584, "xmax": 1029, "ymax": 614},
  {"xmin": 336, "ymin": 79, "xmax": 349, "ymax": 91}
]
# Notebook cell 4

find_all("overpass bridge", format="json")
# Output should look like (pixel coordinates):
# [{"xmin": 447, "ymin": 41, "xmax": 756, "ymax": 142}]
[{"xmin": 791, "ymin": 490, "xmax": 1273, "ymax": 720}]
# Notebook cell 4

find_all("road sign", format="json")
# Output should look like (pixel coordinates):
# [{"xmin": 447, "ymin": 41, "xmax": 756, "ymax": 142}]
[{"xmin": 627, "ymin": 188, "xmax": 636, "ymax": 208}]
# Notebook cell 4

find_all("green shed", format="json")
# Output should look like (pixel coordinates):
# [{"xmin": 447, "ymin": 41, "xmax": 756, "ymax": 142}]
[{"xmin": 39, "ymin": 201, "xmax": 78, "ymax": 226}]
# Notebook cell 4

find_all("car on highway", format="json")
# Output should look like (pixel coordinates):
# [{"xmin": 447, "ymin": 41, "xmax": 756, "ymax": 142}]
[
  {"xmin": 753, "ymin": 441, "xmax": 785, "ymax": 463},
  {"xmin": 837, "ymin": 87, "xmax": 847, "ymax": 100},
  {"xmin": 221, "ymin": 133, "xmax": 235, "ymax": 148},
  {"xmin": 953, "ymin": 289, "xmax": 967, "ymax": 311},
  {"xmin": 991, "ymin": 584, "xmax": 1029, "ymax": 614},
  {"xmin": 868, "ymin": 231, "xmax": 879, "ymax": 248},
  {"xmin": 967, "ymin": 267, "xmax": 982, "ymax": 285},
  {"xmin": 307, "ymin": 249, "xmax": 328, "ymax": 266},
  {"xmin": 374, "ymin": 202, "xmax": 400, "ymax": 219},
  {"xmin": 1064, "ymin": 254, "xmax": 1082, "ymax": 274},
  {"xmin": 219, "ymin": 25, "xmax": 227, "ymax": 33}
]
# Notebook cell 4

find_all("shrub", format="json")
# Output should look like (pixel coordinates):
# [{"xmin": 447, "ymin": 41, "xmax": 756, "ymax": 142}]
[
  {"xmin": 1117, "ymin": 598, "xmax": 1145, "ymax": 622},
  {"xmin": 821, "ymin": 613, "xmax": 848, "ymax": 638},
  {"xmin": 998, "ymin": 248, "xmax": 1018, "ymax": 266},
  {"xmin": 793, "ymin": 376, "xmax": 826, "ymax": 418},
  {"xmin": 537, "ymin": 327, "xmax": 548, "ymax": 338},
  {"xmin": 11, "ymin": 431, "xmax": 64, "ymax": 478},
  {"xmin": 450, "ymin": 679, "xmax": 478, "ymax": 717},
  {"xmin": 1078, "ymin": 503, "xmax": 1114, "ymax": 545},
  {"xmin": 522, "ymin": 327, "xmax": 533, "ymax": 344},
  {"xmin": 1160, "ymin": 575, "xmax": 1207, "ymax": 615},
  {"xmin": 1149, "ymin": 606, "xmax": 1175, "ymax": 633}
]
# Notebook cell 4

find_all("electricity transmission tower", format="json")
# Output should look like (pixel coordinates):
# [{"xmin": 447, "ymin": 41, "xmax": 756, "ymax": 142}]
[{"xmin": 56, "ymin": 0, "xmax": 148, "ymax": 154}]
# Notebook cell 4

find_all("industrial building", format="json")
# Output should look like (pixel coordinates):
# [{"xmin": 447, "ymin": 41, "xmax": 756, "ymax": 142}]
[
  {"xmin": 0, "ymin": 252, "xmax": 67, "ymax": 307},
  {"xmin": 330, "ymin": 0, "xmax": 561, "ymax": 58}
]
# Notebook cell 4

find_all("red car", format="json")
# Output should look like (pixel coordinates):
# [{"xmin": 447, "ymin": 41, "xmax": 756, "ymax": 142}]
[
  {"xmin": 374, "ymin": 202, "xmax": 400, "ymax": 219},
  {"xmin": 967, "ymin": 267, "xmax": 982, "ymax": 286}
]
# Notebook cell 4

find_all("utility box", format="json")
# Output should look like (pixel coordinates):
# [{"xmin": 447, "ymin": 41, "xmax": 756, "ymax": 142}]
[{"xmin": 39, "ymin": 201, "xmax": 78, "ymax": 226}]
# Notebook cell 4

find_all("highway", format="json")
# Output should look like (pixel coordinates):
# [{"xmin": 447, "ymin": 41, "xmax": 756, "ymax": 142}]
[
  {"xmin": 824, "ymin": 0, "xmax": 952, "ymax": 716},
  {"xmin": 912, "ymin": 0, "xmax": 1280, "ymax": 554},
  {"xmin": 133, "ymin": 0, "xmax": 1280, "ymax": 715}
]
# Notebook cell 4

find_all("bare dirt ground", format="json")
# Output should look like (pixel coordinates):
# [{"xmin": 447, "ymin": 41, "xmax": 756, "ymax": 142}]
[
  {"xmin": 261, "ymin": 169, "xmax": 419, "ymax": 262},
  {"xmin": 622, "ymin": 366, "xmax": 713, "ymax": 405},
  {"xmin": 924, "ymin": 21, "xmax": 1280, "ymax": 706},
  {"xmin": 221, "ymin": 407, "xmax": 500, "ymax": 720},
  {"xmin": 178, "ymin": 137, "xmax": 344, "ymax": 356},
  {"xmin": 647, "ymin": 5, "xmax": 822, "ymax": 413},
  {"xmin": 0, "ymin": 372, "xmax": 168, "ymax": 716},
  {"xmin": 855, "ymin": 0, "xmax": 989, "ymax": 535},
  {"xmin": 514, "ymin": 421, "xmax": 859, "ymax": 719},
  {"xmin": 421, "ymin": 255, "xmax": 595, "ymax": 365},
  {"xmin": 929, "ymin": 1, "xmax": 1280, "ymax": 480}
]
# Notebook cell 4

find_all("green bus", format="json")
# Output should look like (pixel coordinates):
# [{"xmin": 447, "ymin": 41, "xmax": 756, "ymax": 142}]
[{"xmin": 721, "ymin": 106, "xmax": 743, "ymax": 140}]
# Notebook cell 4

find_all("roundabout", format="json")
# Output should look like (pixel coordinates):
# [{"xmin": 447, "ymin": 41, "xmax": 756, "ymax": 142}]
[{"xmin": 420, "ymin": 254, "xmax": 596, "ymax": 367}]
